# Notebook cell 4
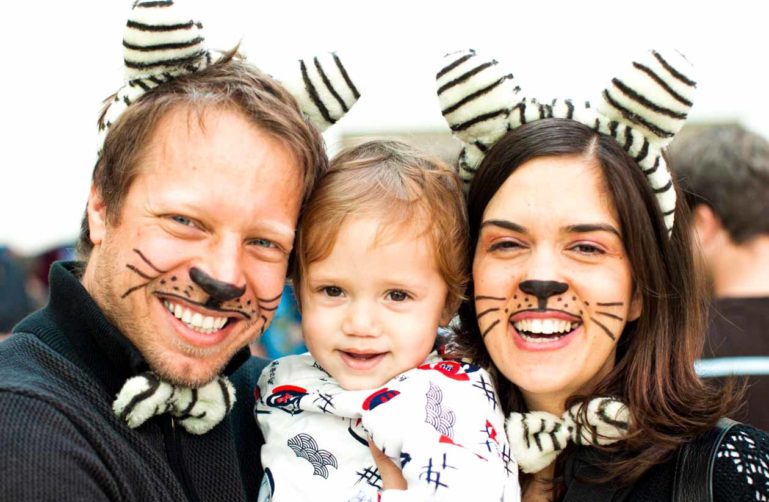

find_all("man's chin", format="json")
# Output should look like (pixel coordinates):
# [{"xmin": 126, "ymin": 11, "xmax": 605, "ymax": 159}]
[{"xmin": 147, "ymin": 350, "xmax": 230, "ymax": 388}]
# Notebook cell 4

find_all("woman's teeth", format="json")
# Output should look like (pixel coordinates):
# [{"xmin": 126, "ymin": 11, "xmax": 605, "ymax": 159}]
[{"xmin": 513, "ymin": 318, "xmax": 579, "ymax": 341}]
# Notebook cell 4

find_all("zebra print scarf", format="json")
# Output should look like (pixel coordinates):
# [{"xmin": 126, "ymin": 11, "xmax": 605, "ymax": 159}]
[
  {"xmin": 506, "ymin": 397, "xmax": 629, "ymax": 473},
  {"xmin": 113, "ymin": 372, "xmax": 236, "ymax": 435}
]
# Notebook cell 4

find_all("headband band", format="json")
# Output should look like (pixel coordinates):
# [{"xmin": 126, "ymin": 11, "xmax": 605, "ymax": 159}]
[
  {"xmin": 98, "ymin": 0, "xmax": 359, "ymax": 154},
  {"xmin": 436, "ymin": 49, "xmax": 696, "ymax": 232}
]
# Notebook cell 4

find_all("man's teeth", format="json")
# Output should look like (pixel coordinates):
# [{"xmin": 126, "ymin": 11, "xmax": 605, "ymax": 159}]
[
  {"xmin": 163, "ymin": 301, "xmax": 227, "ymax": 334},
  {"xmin": 514, "ymin": 319, "xmax": 577, "ymax": 337}
]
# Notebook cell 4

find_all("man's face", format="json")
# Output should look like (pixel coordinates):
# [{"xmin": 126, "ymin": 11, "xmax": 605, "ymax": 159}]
[{"xmin": 84, "ymin": 104, "xmax": 303, "ymax": 386}]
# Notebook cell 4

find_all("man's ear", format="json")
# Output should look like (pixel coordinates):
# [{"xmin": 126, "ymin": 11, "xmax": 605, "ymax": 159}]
[
  {"xmin": 692, "ymin": 204, "xmax": 722, "ymax": 250},
  {"xmin": 87, "ymin": 185, "xmax": 108, "ymax": 246}
]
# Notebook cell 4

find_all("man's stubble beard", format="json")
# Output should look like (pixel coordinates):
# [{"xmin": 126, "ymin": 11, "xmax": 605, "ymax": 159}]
[{"xmin": 91, "ymin": 245, "xmax": 229, "ymax": 387}]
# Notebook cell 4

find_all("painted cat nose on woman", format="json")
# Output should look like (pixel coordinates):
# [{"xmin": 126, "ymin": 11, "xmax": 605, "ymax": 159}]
[{"xmin": 519, "ymin": 280, "xmax": 569, "ymax": 310}]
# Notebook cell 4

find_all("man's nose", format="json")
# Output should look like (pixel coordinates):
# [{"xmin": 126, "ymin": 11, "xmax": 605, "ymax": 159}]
[{"xmin": 191, "ymin": 237, "xmax": 247, "ymax": 305}]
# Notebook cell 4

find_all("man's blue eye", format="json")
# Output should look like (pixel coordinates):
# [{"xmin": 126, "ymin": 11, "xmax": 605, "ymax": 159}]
[
  {"xmin": 172, "ymin": 215, "xmax": 194, "ymax": 226},
  {"xmin": 251, "ymin": 238, "xmax": 275, "ymax": 248}
]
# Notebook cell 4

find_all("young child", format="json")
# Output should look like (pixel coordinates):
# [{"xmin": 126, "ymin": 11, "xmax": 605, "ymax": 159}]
[{"xmin": 254, "ymin": 140, "xmax": 520, "ymax": 501}]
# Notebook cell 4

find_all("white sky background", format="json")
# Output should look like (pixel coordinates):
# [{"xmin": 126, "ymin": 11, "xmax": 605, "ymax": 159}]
[{"xmin": 1, "ymin": 0, "xmax": 768, "ymax": 253}]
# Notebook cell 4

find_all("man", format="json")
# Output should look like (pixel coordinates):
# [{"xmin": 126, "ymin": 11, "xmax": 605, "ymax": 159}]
[
  {"xmin": 0, "ymin": 1, "xmax": 358, "ymax": 500},
  {"xmin": 672, "ymin": 124, "xmax": 769, "ymax": 432}
]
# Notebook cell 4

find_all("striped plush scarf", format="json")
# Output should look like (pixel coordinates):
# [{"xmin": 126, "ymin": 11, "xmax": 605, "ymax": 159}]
[{"xmin": 506, "ymin": 397, "xmax": 629, "ymax": 473}]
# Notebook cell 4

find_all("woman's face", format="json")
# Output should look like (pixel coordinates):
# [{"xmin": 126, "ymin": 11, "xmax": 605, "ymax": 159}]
[{"xmin": 473, "ymin": 154, "xmax": 641, "ymax": 412}]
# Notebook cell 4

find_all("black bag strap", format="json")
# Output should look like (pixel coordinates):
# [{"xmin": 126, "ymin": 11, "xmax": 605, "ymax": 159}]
[{"xmin": 673, "ymin": 417, "xmax": 739, "ymax": 502}]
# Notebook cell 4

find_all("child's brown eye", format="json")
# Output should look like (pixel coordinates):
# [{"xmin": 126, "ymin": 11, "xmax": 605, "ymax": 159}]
[
  {"xmin": 322, "ymin": 286, "xmax": 343, "ymax": 297},
  {"xmin": 387, "ymin": 290, "xmax": 409, "ymax": 302}
]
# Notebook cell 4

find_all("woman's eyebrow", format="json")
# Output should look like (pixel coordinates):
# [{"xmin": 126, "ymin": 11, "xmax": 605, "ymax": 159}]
[
  {"xmin": 564, "ymin": 223, "xmax": 622, "ymax": 238},
  {"xmin": 480, "ymin": 219, "xmax": 527, "ymax": 233}
]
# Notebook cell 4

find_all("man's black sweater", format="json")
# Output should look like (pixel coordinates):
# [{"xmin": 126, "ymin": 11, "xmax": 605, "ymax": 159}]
[{"xmin": 0, "ymin": 262, "xmax": 267, "ymax": 501}]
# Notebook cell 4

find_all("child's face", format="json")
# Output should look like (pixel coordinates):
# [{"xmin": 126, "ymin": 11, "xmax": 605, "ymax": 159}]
[{"xmin": 300, "ymin": 215, "xmax": 449, "ymax": 390}]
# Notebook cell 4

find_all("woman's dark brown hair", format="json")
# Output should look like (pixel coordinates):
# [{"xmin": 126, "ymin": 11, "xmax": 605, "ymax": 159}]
[{"xmin": 453, "ymin": 118, "xmax": 737, "ymax": 486}]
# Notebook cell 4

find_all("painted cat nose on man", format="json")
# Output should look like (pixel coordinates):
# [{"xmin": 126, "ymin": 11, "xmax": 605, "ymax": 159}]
[{"xmin": 189, "ymin": 267, "xmax": 246, "ymax": 305}]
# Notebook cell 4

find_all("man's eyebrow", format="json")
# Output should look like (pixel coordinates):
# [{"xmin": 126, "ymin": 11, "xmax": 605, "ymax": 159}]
[
  {"xmin": 564, "ymin": 223, "xmax": 622, "ymax": 238},
  {"xmin": 480, "ymin": 219, "xmax": 527, "ymax": 233},
  {"xmin": 254, "ymin": 221, "xmax": 296, "ymax": 240}
]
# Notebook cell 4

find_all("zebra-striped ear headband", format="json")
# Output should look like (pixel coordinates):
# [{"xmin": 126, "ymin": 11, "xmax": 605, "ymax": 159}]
[
  {"xmin": 97, "ymin": 0, "xmax": 360, "ymax": 154},
  {"xmin": 436, "ymin": 49, "xmax": 696, "ymax": 232}
]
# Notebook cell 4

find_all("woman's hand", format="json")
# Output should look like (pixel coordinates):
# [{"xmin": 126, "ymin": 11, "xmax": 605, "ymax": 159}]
[{"xmin": 368, "ymin": 440, "xmax": 407, "ymax": 490}]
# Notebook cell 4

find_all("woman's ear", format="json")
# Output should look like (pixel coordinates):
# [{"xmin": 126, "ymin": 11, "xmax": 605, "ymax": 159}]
[
  {"xmin": 628, "ymin": 287, "xmax": 643, "ymax": 322},
  {"xmin": 86, "ymin": 185, "xmax": 108, "ymax": 246}
]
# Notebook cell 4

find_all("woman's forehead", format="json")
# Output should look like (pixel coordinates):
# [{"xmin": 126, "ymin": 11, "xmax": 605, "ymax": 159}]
[{"xmin": 482, "ymin": 155, "xmax": 619, "ymax": 228}]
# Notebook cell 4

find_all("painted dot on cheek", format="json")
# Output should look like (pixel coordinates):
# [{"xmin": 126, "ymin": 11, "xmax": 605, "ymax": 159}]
[
  {"xmin": 557, "ymin": 297, "xmax": 562, "ymax": 302},
  {"xmin": 247, "ymin": 300, "xmax": 252, "ymax": 305},
  {"xmin": 171, "ymin": 276, "xmax": 177, "ymax": 282},
  {"xmin": 564, "ymin": 304, "xmax": 569, "ymax": 308},
  {"xmin": 173, "ymin": 286, "xmax": 179, "ymax": 291},
  {"xmin": 160, "ymin": 280, "xmax": 166, "ymax": 285}
]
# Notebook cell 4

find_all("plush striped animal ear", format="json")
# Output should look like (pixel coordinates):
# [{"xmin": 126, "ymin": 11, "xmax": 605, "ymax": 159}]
[
  {"xmin": 278, "ymin": 53, "xmax": 361, "ymax": 133},
  {"xmin": 97, "ymin": 0, "xmax": 210, "ymax": 154},
  {"xmin": 435, "ymin": 48, "xmax": 694, "ymax": 233},
  {"xmin": 595, "ymin": 50, "xmax": 697, "ymax": 231},
  {"xmin": 98, "ymin": 0, "xmax": 361, "ymax": 155},
  {"xmin": 436, "ymin": 49, "xmax": 518, "ymax": 186}
]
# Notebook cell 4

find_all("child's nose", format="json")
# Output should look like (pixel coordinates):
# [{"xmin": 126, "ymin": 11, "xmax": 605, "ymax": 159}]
[{"xmin": 342, "ymin": 300, "xmax": 381, "ymax": 337}]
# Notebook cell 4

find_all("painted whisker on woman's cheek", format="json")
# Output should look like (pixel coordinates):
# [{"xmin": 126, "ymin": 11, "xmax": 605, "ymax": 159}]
[
  {"xmin": 477, "ymin": 307, "xmax": 500, "ymax": 320},
  {"xmin": 482, "ymin": 320, "xmax": 501, "ymax": 338},
  {"xmin": 590, "ymin": 316, "xmax": 618, "ymax": 341},
  {"xmin": 596, "ymin": 311, "xmax": 624, "ymax": 321}
]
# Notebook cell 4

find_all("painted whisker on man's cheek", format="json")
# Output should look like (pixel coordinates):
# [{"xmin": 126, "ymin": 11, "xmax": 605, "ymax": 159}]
[{"xmin": 121, "ymin": 249, "xmax": 169, "ymax": 299}]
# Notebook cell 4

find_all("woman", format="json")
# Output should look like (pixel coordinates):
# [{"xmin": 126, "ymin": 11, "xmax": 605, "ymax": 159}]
[
  {"xmin": 453, "ymin": 117, "xmax": 769, "ymax": 500},
  {"xmin": 431, "ymin": 49, "xmax": 769, "ymax": 500}
]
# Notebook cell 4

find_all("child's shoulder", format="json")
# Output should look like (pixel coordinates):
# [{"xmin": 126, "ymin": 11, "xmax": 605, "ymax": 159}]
[
  {"xmin": 257, "ymin": 352, "xmax": 327, "ymax": 387},
  {"xmin": 396, "ymin": 350, "xmax": 493, "ymax": 386}
]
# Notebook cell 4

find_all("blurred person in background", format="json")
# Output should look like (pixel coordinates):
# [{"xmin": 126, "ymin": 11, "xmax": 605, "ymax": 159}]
[
  {"xmin": 671, "ymin": 124, "xmax": 769, "ymax": 432},
  {"xmin": 0, "ymin": 246, "xmax": 34, "ymax": 340}
]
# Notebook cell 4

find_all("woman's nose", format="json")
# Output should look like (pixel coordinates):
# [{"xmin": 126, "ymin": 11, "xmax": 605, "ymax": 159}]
[{"xmin": 519, "ymin": 280, "xmax": 568, "ymax": 310}]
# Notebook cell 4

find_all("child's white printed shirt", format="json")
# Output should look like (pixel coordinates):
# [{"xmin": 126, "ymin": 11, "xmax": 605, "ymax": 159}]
[{"xmin": 255, "ymin": 351, "xmax": 520, "ymax": 501}]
